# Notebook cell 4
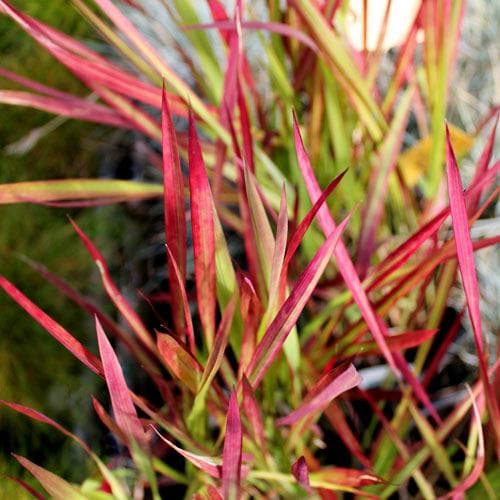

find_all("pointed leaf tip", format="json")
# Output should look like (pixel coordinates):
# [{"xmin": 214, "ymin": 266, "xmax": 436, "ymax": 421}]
[
  {"xmin": 96, "ymin": 317, "xmax": 147, "ymax": 449},
  {"xmin": 247, "ymin": 212, "xmax": 351, "ymax": 387},
  {"xmin": 0, "ymin": 275, "xmax": 102, "ymax": 375},
  {"xmin": 277, "ymin": 364, "xmax": 361, "ymax": 426},
  {"xmin": 292, "ymin": 456, "xmax": 312, "ymax": 493},
  {"xmin": 13, "ymin": 455, "xmax": 86, "ymax": 499}
]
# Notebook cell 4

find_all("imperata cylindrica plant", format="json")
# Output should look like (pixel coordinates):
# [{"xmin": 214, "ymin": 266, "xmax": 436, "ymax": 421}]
[{"xmin": 0, "ymin": 1, "xmax": 498, "ymax": 498}]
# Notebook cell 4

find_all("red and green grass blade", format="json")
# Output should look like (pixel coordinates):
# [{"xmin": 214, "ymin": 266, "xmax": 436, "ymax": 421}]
[
  {"xmin": 70, "ymin": 219, "xmax": 156, "ymax": 352},
  {"xmin": 188, "ymin": 296, "xmax": 237, "ymax": 430},
  {"xmin": 96, "ymin": 317, "xmax": 147, "ymax": 450},
  {"xmin": 13, "ymin": 455, "xmax": 86, "ymax": 500},
  {"xmin": 0, "ymin": 276, "xmax": 102, "ymax": 374},
  {"xmin": 162, "ymin": 89, "xmax": 188, "ymax": 338},
  {"xmin": 189, "ymin": 110, "xmax": 217, "ymax": 347},
  {"xmin": 266, "ymin": 187, "xmax": 288, "ymax": 319},
  {"xmin": 0, "ymin": 89, "xmax": 133, "ymax": 128},
  {"xmin": 407, "ymin": 400, "xmax": 457, "ymax": 487},
  {"xmin": 0, "ymin": 179, "xmax": 162, "ymax": 205},
  {"xmin": 156, "ymin": 333, "xmax": 202, "ymax": 394},
  {"xmin": 1, "ymin": 401, "xmax": 127, "ymax": 499},
  {"xmin": 152, "ymin": 427, "xmax": 221, "ymax": 478},
  {"xmin": 341, "ymin": 329, "xmax": 438, "ymax": 358},
  {"xmin": 357, "ymin": 86, "xmax": 414, "ymax": 277},
  {"xmin": 244, "ymin": 166, "xmax": 275, "ymax": 302},
  {"xmin": 241, "ymin": 376, "xmax": 266, "ymax": 453},
  {"xmin": 276, "ymin": 364, "xmax": 361, "ymax": 426},
  {"xmin": 445, "ymin": 125, "xmax": 500, "ymax": 457},
  {"xmin": 447, "ymin": 388, "xmax": 485, "ymax": 497},
  {"xmin": 293, "ymin": 112, "xmax": 441, "ymax": 422},
  {"xmin": 222, "ymin": 391, "xmax": 243, "ymax": 500},
  {"xmin": 279, "ymin": 169, "xmax": 347, "ymax": 298},
  {"xmin": 246, "ymin": 213, "xmax": 351, "ymax": 388},
  {"xmin": 3, "ymin": 475, "xmax": 44, "ymax": 500}
]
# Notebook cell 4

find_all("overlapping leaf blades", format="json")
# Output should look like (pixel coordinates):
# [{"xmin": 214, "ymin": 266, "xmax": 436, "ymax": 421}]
[{"xmin": 0, "ymin": 1, "xmax": 498, "ymax": 498}]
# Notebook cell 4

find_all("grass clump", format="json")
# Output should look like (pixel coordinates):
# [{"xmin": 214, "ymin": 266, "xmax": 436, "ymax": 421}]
[{"xmin": 0, "ymin": 1, "xmax": 498, "ymax": 498}]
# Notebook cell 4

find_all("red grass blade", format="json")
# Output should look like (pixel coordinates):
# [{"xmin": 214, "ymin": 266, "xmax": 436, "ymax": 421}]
[
  {"xmin": 13, "ymin": 455, "xmax": 85, "ymax": 499},
  {"xmin": 222, "ymin": 391, "xmax": 243, "ymax": 500},
  {"xmin": 247, "ymin": 214, "xmax": 351, "ymax": 388},
  {"xmin": 293, "ymin": 113, "xmax": 442, "ymax": 422},
  {"xmin": 369, "ymin": 162, "xmax": 499, "ymax": 288},
  {"xmin": 447, "ymin": 130, "xmax": 492, "ymax": 346},
  {"xmin": 468, "ymin": 113, "xmax": 498, "ymax": 214},
  {"xmin": 445, "ymin": 125, "xmax": 500, "ymax": 455},
  {"xmin": 241, "ymin": 376, "xmax": 266, "ymax": 452},
  {"xmin": 165, "ymin": 244, "xmax": 195, "ymax": 354},
  {"xmin": 0, "ymin": 66, "xmax": 80, "ymax": 99},
  {"xmin": 152, "ymin": 427, "xmax": 221, "ymax": 478},
  {"xmin": 70, "ymin": 218, "xmax": 155, "ymax": 351},
  {"xmin": 342, "ymin": 329, "xmax": 439, "ymax": 357},
  {"xmin": 292, "ymin": 456, "xmax": 312, "ymax": 493},
  {"xmin": 267, "ymin": 187, "xmax": 288, "ymax": 314},
  {"xmin": 292, "ymin": 112, "xmax": 398, "ymax": 375},
  {"xmin": 92, "ymin": 396, "xmax": 128, "ymax": 446},
  {"xmin": 162, "ymin": 88, "xmax": 187, "ymax": 338},
  {"xmin": 0, "ymin": 276, "xmax": 102, "ymax": 375},
  {"xmin": 237, "ymin": 81, "xmax": 254, "ymax": 173},
  {"xmin": 96, "ymin": 317, "xmax": 147, "ymax": 449},
  {"xmin": 157, "ymin": 333, "xmax": 202, "ymax": 394},
  {"xmin": 279, "ymin": 169, "xmax": 347, "ymax": 297},
  {"xmin": 3, "ymin": 475, "xmax": 44, "ymax": 500},
  {"xmin": 310, "ymin": 467, "xmax": 384, "ymax": 488},
  {"xmin": 324, "ymin": 402, "xmax": 372, "ymax": 469},
  {"xmin": 276, "ymin": 364, "xmax": 361, "ymax": 426},
  {"xmin": 189, "ymin": 109, "xmax": 216, "ymax": 347},
  {"xmin": 23, "ymin": 257, "xmax": 160, "ymax": 380},
  {"xmin": 207, "ymin": 0, "xmax": 231, "ymax": 43},
  {"xmin": 199, "ymin": 295, "xmax": 237, "ymax": 391},
  {"xmin": 1, "ymin": 401, "xmax": 92, "ymax": 455},
  {"xmin": 0, "ymin": 90, "xmax": 133, "ymax": 128}
]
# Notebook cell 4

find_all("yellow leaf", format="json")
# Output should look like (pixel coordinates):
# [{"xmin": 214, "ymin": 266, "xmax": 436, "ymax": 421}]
[{"xmin": 399, "ymin": 124, "xmax": 474, "ymax": 187}]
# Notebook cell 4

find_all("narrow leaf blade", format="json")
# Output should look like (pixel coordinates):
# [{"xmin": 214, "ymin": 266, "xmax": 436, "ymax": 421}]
[
  {"xmin": 0, "ymin": 276, "xmax": 102, "ymax": 374},
  {"xmin": 276, "ymin": 364, "xmax": 361, "ymax": 426},
  {"xmin": 162, "ymin": 88, "xmax": 187, "ymax": 337},
  {"xmin": 247, "ymin": 214, "xmax": 350, "ymax": 387},
  {"xmin": 96, "ymin": 317, "xmax": 147, "ymax": 448},
  {"xmin": 13, "ymin": 455, "xmax": 85, "ymax": 500},
  {"xmin": 189, "ymin": 110, "xmax": 216, "ymax": 346},
  {"xmin": 222, "ymin": 391, "xmax": 242, "ymax": 500}
]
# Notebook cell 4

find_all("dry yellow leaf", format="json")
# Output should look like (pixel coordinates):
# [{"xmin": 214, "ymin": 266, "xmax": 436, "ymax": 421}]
[{"xmin": 399, "ymin": 124, "xmax": 474, "ymax": 188}]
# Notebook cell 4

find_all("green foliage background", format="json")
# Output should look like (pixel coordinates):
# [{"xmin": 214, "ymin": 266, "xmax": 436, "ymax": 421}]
[{"xmin": 0, "ymin": 1, "xmax": 111, "ymax": 494}]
